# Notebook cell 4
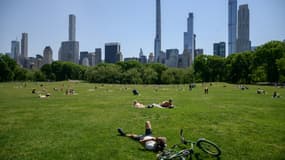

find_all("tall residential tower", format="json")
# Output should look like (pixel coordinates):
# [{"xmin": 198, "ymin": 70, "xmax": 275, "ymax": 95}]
[
  {"xmin": 11, "ymin": 40, "xmax": 20, "ymax": 63},
  {"xmin": 21, "ymin": 33, "xmax": 28, "ymax": 58},
  {"xmin": 154, "ymin": 0, "xmax": 161, "ymax": 62},
  {"xmin": 69, "ymin": 14, "xmax": 76, "ymax": 41},
  {"xmin": 236, "ymin": 4, "xmax": 251, "ymax": 52},
  {"xmin": 184, "ymin": 12, "xmax": 194, "ymax": 66},
  {"xmin": 228, "ymin": 0, "xmax": 237, "ymax": 56},
  {"xmin": 59, "ymin": 14, "xmax": 79, "ymax": 64}
]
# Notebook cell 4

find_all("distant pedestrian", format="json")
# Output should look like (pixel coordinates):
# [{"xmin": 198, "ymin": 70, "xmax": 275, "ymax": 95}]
[
  {"xmin": 132, "ymin": 89, "xmax": 140, "ymax": 95},
  {"xmin": 204, "ymin": 87, "xmax": 209, "ymax": 94}
]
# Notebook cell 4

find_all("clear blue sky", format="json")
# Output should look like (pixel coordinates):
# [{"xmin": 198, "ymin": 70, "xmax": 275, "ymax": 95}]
[{"xmin": 0, "ymin": 0, "xmax": 284, "ymax": 60}]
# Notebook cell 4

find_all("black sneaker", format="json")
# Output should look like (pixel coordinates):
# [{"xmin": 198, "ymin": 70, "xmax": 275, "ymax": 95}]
[{"xmin": 117, "ymin": 128, "xmax": 126, "ymax": 136}]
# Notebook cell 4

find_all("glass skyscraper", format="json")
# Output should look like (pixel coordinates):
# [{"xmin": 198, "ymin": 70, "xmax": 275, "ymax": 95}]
[
  {"xmin": 154, "ymin": 0, "xmax": 161, "ymax": 62},
  {"xmin": 228, "ymin": 0, "xmax": 237, "ymax": 56},
  {"xmin": 236, "ymin": 4, "xmax": 251, "ymax": 53}
]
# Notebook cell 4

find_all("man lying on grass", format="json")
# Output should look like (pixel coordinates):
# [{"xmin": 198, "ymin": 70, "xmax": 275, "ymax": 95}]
[{"xmin": 118, "ymin": 121, "xmax": 167, "ymax": 152}]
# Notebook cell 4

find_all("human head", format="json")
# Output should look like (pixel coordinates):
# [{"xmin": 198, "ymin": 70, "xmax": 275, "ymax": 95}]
[
  {"xmin": 155, "ymin": 137, "xmax": 167, "ymax": 151},
  {"xmin": 133, "ymin": 100, "xmax": 137, "ymax": 105}
]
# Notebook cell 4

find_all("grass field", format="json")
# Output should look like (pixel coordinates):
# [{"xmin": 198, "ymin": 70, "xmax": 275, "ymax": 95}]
[{"xmin": 0, "ymin": 81, "xmax": 284, "ymax": 160}]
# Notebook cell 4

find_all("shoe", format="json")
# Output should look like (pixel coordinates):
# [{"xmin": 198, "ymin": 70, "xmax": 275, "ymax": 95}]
[{"xmin": 118, "ymin": 128, "xmax": 126, "ymax": 136}]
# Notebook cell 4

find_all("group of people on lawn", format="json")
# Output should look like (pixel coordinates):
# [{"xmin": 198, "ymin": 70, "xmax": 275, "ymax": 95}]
[
  {"xmin": 117, "ymin": 98, "xmax": 174, "ymax": 152},
  {"xmin": 133, "ymin": 99, "xmax": 174, "ymax": 109}
]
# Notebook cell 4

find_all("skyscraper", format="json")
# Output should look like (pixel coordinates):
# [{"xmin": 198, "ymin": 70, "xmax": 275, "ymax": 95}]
[
  {"xmin": 154, "ymin": 0, "xmax": 161, "ymax": 62},
  {"xmin": 21, "ymin": 33, "xmax": 28, "ymax": 58},
  {"xmin": 95, "ymin": 48, "xmax": 102, "ymax": 65},
  {"xmin": 184, "ymin": 13, "xmax": 194, "ymax": 66},
  {"xmin": 213, "ymin": 42, "xmax": 226, "ymax": 57},
  {"xmin": 59, "ymin": 14, "xmax": 79, "ymax": 64},
  {"xmin": 236, "ymin": 4, "xmax": 251, "ymax": 53},
  {"xmin": 59, "ymin": 41, "xmax": 79, "ymax": 63},
  {"xmin": 166, "ymin": 49, "xmax": 179, "ymax": 67},
  {"xmin": 11, "ymin": 40, "xmax": 20, "ymax": 62},
  {"xmin": 69, "ymin": 14, "xmax": 76, "ymax": 41},
  {"xmin": 43, "ymin": 46, "xmax": 53, "ymax": 65},
  {"xmin": 105, "ymin": 42, "xmax": 121, "ymax": 63},
  {"xmin": 228, "ymin": 0, "xmax": 237, "ymax": 56}
]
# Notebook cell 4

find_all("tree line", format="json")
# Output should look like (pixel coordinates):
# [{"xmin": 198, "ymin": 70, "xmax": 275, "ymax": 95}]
[{"xmin": 1, "ymin": 41, "xmax": 285, "ymax": 84}]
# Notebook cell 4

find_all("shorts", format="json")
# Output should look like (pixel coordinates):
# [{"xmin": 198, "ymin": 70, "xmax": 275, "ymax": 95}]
[{"xmin": 133, "ymin": 128, "xmax": 153, "ymax": 141}]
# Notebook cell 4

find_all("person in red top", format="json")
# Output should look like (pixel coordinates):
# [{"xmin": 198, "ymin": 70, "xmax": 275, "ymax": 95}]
[{"xmin": 148, "ymin": 99, "xmax": 175, "ymax": 109}]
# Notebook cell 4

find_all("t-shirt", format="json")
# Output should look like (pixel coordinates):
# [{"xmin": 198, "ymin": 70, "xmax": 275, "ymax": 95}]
[{"xmin": 143, "ymin": 136, "xmax": 156, "ymax": 150}]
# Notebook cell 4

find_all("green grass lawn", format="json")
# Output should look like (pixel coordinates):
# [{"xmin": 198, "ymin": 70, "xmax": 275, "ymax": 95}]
[{"xmin": 0, "ymin": 82, "xmax": 284, "ymax": 160}]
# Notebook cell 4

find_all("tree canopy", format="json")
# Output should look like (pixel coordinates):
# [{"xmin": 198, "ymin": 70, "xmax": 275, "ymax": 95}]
[{"xmin": 1, "ymin": 41, "xmax": 284, "ymax": 84}]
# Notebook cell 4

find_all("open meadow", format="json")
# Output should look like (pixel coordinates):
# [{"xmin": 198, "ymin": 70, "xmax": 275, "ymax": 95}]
[{"xmin": 0, "ymin": 81, "xmax": 284, "ymax": 160}]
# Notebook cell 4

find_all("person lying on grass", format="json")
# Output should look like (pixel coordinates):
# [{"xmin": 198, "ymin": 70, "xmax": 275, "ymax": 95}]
[
  {"xmin": 148, "ymin": 99, "xmax": 175, "ymax": 109},
  {"xmin": 118, "ymin": 121, "xmax": 167, "ymax": 152},
  {"xmin": 133, "ymin": 100, "xmax": 146, "ymax": 109}
]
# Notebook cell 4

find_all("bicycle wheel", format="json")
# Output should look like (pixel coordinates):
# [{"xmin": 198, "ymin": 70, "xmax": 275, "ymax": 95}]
[
  {"xmin": 196, "ymin": 139, "xmax": 221, "ymax": 157},
  {"xmin": 157, "ymin": 150, "xmax": 186, "ymax": 160}
]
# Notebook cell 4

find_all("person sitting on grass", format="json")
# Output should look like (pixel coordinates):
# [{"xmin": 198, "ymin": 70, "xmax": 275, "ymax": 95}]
[
  {"xmin": 148, "ymin": 99, "xmax": 175, "ymax": 109},
  {"xmin": 132, "ymin": 89, "xmax": 140, "ymax": 95},
  {"xmin": 272, "ymin": 91, "xmax": 280, "ymax": 98},
  {"xmin": 117, "ymin": 121, "xmax": 167, "ymax": 152}
]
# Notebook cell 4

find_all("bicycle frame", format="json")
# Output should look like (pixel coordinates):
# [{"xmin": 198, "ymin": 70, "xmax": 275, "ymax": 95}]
[{"xmin": 157, "ymin": 129, "xmax": 221, "ymax": 160}]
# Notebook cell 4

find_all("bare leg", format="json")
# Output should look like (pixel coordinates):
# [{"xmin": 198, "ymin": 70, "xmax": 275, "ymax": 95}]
[{"xmin": 145, "ymin": 121, "xmax": 152, "ymax": 129}]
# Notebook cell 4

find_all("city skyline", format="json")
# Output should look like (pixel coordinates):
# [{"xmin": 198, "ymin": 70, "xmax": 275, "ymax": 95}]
[{"xmin": 0, "ymin": 0, "xmax": 285, "ymax": 61}]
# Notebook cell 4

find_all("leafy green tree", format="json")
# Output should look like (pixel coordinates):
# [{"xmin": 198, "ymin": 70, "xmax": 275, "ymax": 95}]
[
  {"xmin": 85, "ymin": 63, "xmax": 122, "ymax": 83},
  {"xmin": 116, "ymin": 61, "xmax": 142, "ymax": 72},
  {"xmin": 122, "ymin": 68, "xmax": 142, "ymax": 84},
  {"xmin": 41, "ymin": 64, "xmax": 55, "ymax": 81},
  {"xmin": 33, "ymin": 70, "xmax": 46, "ymax": 81},
  {"xmin": 226, "ymin": 52, "xmax": 253, "ymax": 83},
  {"xmin": 207, "ymin": 56, "xmax": 226, "ymax": 82},
  {"xmin": 141, "ymin": 67, "xmax": 158, "ymax": 84},
  {"xmin": 0, "ymin": 54, "xmax": 16, "ymax": 81},
  {"xmin": 276, "ymin": 57, "xmax": 285, "ymax": 82},
  {"xmin": 254, "ymin": 41, "xmax": 285, "ymax": 82},
  {"xmin": 161, "ymin": 68, "xmax": 186, "ymax": 84},
  {"xmin": 147, "ymin": 63, "xmax": 167, "ymax": 84},
  {"xmin": 14, "ymin": 67, "xmax": 28, "ymax": 81},
  {"xmin": 194, "ymin": 55, "xmax": 210, "ymax": 82}
]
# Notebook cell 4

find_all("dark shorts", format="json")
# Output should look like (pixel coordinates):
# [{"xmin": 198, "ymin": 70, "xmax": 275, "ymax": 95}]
[{"xmin": 133, "ymin": 128, "xmax": 153, "ymax": 141}]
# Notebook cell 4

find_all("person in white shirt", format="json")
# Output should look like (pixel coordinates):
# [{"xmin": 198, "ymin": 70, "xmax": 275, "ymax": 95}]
[{"xmin": 118, "ymin": 121, "xmax": 167, "ymax": 152}]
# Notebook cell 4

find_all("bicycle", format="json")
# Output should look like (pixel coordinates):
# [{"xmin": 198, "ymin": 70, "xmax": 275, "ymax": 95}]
[{"xmin": 157, "ymin": 129, "xmax": 221, "ymax": 160}]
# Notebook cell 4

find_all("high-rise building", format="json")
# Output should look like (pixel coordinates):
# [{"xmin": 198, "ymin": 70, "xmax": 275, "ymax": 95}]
[
  {"xmin": 213, "ymin": 42, "xmax": 226, "ymax": 57},
  {"xmin": 236, "ymin": 4, "xmax": 251, "ymax": 53},
  {"xmin": 88, "ymin": 52, "xmax": 96, "ymax": 66},
  {"xmin": 148, "ymin": 53, "xmax": 155, "ymax": 63},
  {"xmin": 59, "ymin": 14, "xmax": 79, "ymax": 64},
  {"xmin": 166, "ymin": 49, "xmax": 179, "ymax": 67},
  {"xmin": 228, "ymin": 0, "xmax": 237, "ymax": 56},
  {"xmin": 154, "ymin": 0, "xmax": 161, "ymax": 62},
  {"xmin": 69, "ymin": 14, "xmax": 76, "ymax": 41},
  {"xmin": 139, "ymin": 48, "xmax": 147, "ymax": 64},
  {"xmin": 80, "ymin": 51, "xmax": 89, "ymax": 65},
  {"xmin": 43, "ymin": 46, "xmax": 53, "ymax": 65},
  {"xmin": 11, "ymin": 40, "xmax": 20, "ymax": 62},
  {"xmin": 59, "ymin": 41, "xmax": 79, "ymax": 64},
  {"xmin": 95, "ymin": 48, "xmax": 102, "ymax": 65},
  {"xmin": 105, "ymin": 43, "xmax": 121, "ymax": 63},
  {"xmin": 21, "ymin": 33, "xmax": 28, "ymax": 58},
  {"xmin": 184, "ymin": 13, "xmax": 194, "ymax": 66},
  {"xmin": 194, "ymin": 49, "xmax": 204, "ymax": 58}
]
